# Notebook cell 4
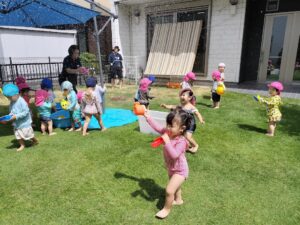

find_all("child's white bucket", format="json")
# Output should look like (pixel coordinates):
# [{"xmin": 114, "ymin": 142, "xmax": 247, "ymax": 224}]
[{"xmin": 138, "ymin": 110, "xmax": 168, "ymax": 135}]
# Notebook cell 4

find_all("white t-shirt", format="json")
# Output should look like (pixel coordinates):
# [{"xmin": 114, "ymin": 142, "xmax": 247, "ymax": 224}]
[
  {"xmin": 181, "ymin": 81, "xmax": 192, "ymax": 89},
  {"xmin": 93, "ymin": 85, "xmax": 106, "ymax": 103}
]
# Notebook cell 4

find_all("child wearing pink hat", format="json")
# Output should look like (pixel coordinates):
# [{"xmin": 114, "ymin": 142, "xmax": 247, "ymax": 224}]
[
  {"xmin": 135, "ymin": 78, "xmax": 155, "ymax": 109},
  {"xmin": 35, "ymin": 89, "xmax": 56, "ymax": 136},
  {"xmin": 181, "ymin": 72, "xmax": 196, "ymax": 89},
  {"xmin": 211, "ymin": 63, "xmax": 226, "ymax": 109},
  {"xmin": 15, "ymin": 76, "xmax": 33, "ymax": 106},
  {"xmin": 255, "ymin": 82, "xmax": 284, "ymax": 137}
]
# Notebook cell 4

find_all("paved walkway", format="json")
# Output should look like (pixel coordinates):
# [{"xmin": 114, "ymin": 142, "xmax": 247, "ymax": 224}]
[
  {"xmin": 227, "ymin": 88, "xmax": 300, "ymax": 99},
  {"xmin": 224, "ymin": 82, "xmax": 300, "ymax": 99}
]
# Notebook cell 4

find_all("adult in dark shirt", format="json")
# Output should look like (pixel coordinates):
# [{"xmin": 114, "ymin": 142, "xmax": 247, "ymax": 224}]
[
  {"xmin": 109, "ymin": 46, "xmax": 123, "ymax": 88},
  {"xmin": 59, "ymin": 45, "xmax": 82, "ymax": 93}
]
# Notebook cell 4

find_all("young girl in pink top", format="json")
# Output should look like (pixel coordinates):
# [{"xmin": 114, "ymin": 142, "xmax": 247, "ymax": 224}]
[{"xmin": 145, "ymin": 106, "xmax": 193, "ymax": 219}]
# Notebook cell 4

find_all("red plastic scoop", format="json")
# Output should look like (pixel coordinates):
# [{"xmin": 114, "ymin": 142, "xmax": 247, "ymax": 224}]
[{"xmin": 151, "ymin": 137, "xmax": 164, "ymax": 148}]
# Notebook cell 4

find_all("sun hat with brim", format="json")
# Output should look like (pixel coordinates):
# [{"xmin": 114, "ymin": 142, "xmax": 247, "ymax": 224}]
[
  {"xmin": 218, "ymin": 63, "xmax": 226, "ymax": 68},
  {"xmin": 15, "ymin": 76, "xmax": 26, "ymax": 85},
  {"xmin": 61, "ymin": 81, "xmax": 73, "ymax": 91},
  {"xmin": 77, "ymin": 91, "xmax": 84, "ymax": 102},
  {"xmin": 148, "ymin": 75, "xmax": 156, "ymax": 83},
  {"xmin": 17, "ymin": 82, "xmax": 30, "ymax": 91},
  {"xmin": 268, "ymin": 81, "xmax": 284, "ymax": 94},
  {"xmin": 85, "ymin": 77, "xmax": 97, "ymax": 88},
  {"xmin": 183, "ymin": 72, "xmax": 196, "ymax": 82},
  {"xmin": 212, "ymin": 70, "xmax": 221, "ymax": 81},
  {"xmin": 35, "ymin": 89, "xmax": 48, "ymax": 107},
  {"xmin": 3, "ymin": 84, "xmax": 19, "ymax": 97},
  {"xmin": 41, "ymin": 78, "xmax": 53, "ymax": 89},
  {"xmin": 139, "ymin": 78, "xmax": 152, "ymax": 92}
]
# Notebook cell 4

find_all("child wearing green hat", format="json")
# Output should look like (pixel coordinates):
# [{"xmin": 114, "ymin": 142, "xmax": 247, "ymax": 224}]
[{"xmin": 1, "ymin": 84, "xmax": 38, "ymax": 151}]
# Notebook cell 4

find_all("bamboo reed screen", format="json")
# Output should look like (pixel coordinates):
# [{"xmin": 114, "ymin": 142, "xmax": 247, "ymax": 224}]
[{"xmin": 144, "ymin": 20, "xmax": 202, "ymax": 76}]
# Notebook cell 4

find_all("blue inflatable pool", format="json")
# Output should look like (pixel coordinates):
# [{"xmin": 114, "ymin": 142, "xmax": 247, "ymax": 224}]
[{"xmin": 51, "ymin": 108, "xmax": 137, "ymax": 129}]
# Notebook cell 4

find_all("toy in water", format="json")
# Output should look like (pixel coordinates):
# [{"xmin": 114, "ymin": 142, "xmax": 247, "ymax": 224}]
[
  {"xmin": 79, "ymin": 67, "xmax": 89, "ymax": 75},
  {"xmin": 166, "ymin": 82, "xmax": 181, "ymax": 89},
  {"xmin": 133, "ymin": 102, "xmax": 146, "ymax": 116},
  {"xmin": 0, "ymin": 114, "xmax": 12, "ymax": 122},
  {"xmin": 253, "ymin": 95, "xmax": 261, "ymax": 101},
  {"xmin": 216, "ymin": 84, "xmax": 225, "ymax": 95},
  {"xmin": 151, "ymin": 137, "xmax": 164, "ymax": 148},
  {"xmin": 60, "ymin": 99, "xmax": 70, "ymax": 110}
]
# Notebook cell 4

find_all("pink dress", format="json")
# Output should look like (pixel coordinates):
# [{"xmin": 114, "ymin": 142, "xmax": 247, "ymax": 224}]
[{"xmin": 146, "ymin": 117, "xmax": 189, "ymax": 178}]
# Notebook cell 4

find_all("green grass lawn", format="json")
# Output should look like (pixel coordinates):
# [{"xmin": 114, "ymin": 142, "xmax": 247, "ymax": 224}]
[{"xmin": 0, "ymin": 86, "xmax": 300, "ymax": 225}]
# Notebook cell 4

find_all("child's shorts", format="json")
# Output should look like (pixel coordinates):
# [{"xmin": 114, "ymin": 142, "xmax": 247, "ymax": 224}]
[
  {"xmin": 212, "ymin": 92, "xmax": 221, "ymax": 102},
  {"xmin": 186, "ymin": 116, "xmax": 196, "ymax": 133},
  {"xmin": 14, "ymin": 127, "xmax": 35, "ymax": 140},
  {"xmin": 40, "ymin": 116, "xmax": 51, "ymax": 123}
]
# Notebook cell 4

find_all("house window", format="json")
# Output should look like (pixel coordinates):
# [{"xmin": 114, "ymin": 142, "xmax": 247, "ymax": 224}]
[{"xmin": 147, "ymin": 8, "xmax": 208, "ymax": 75}]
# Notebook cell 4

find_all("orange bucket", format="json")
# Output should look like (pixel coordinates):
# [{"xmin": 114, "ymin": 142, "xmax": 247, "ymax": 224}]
[{"xmin": 133, "ymin": 102, "xmax": 146, "ymax": 115}]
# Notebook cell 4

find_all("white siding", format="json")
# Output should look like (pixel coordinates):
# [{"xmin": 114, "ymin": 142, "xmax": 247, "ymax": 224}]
[
  {"xmin": 208, "ymin": 0, "xmax": 246, "ymax": 82},
  {"xmin": 112, "ymin": 0, "xmax": 246, "ymax": 82},
  {"xmin": 0, "ymin": 26, "xmax": 76, "ymax": 63}
]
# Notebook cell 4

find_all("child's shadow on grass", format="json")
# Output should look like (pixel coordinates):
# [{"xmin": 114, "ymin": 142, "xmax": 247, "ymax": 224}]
[
  {"xmin": 238, "ymin": 124, "xmax": 266, "ymax": 134},
  {"xmin": 114, "ymin": 172, "xmax": 165, "ymax": 209},
  {"xmin": 6, "ymin": 139, "xmax": 19, "ymax": 149},
  {"xmin": 197, "ymin": 102, "xmax": 211, "ymax": 108}
]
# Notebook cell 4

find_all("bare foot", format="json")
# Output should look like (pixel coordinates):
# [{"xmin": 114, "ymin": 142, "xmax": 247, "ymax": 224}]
[
  {"xmin": 17, "ymin": 145, "xmax": 25, "ymax": 152},
  {"xmin": 265, "ymin": 133, "xmax": 274, "ymax": 137},
  {"xmin": 187, "ymin": 145, "xmax": 198, "ymax": 153},
  {"xmin": 75, "ymin": 127, "xmax": 82, "ymax": 132},
  {"xmin": 213, "ymin": 106, "xmax": 220, "ymax": 109},
  {"xmin": 101, "ymin": 127, "xmax": 107, "ymax": 132},
  {"xmin": 42, "ymin": 132, "xmax": 46, "ymax": 136},
  {"xmin": 155, "ymin": 208, "xmax": 170, "ymax": 219},
  {"xmin": 82, "ymin": 133, "xmax": 89, "ymax": 136},
  {"xmin": 172, "ymin": 200, "xmax": 184, "ymax": 205},
  {"xmin": 49, "ymin": 132, "xmax": 57, "ymax": 136},
  {"xmin": 68, "ymin": 128, "xmax": 74, "ymax": 132}
]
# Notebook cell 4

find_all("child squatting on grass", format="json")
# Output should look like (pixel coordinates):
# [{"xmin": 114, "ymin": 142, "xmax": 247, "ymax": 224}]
[
  {"xmin": 1, "ymin": 84, "xmax": 38, "ymax": 152},
  {"xmin": 144, "ymin": 106, "xmax": 193, "ymax": 219},
  {"xmin": 161, "ymin": 88, "xmax": 205, "ymax": 153},
  {"xmin": 255, "ymin": 82, "xmax": 284, "ymax": 137},
  {"xmin": 35, "ymin": 89, "xmax": 56, "ymax": 136}
]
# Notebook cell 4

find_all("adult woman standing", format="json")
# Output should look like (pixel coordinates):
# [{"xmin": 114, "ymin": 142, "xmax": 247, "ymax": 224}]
[
  {"xmin": 59, "ymin": 45, "xmax": 83, "ymax": 93},
  {"xmin": 109, "ymin": 46, "xmax": 123, "ymax": 88}
]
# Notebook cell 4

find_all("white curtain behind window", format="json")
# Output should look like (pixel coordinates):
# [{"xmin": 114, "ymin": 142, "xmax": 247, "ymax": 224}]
[{"xmin": 145, "ymin": 20, "xmax": 202, "ymax": 76}]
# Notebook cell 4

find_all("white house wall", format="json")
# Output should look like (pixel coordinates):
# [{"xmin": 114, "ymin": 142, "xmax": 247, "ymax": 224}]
[
  {"xmin": 112, "ymin": 0, "xmax": 246, "ymax": 83},
  {"xmin": 209, "ymin": 0, "xmax": 246, "ymax": 82},
  {"xmin": 0, "ymin": 26, "xmax": 77, "ymax": 63}
]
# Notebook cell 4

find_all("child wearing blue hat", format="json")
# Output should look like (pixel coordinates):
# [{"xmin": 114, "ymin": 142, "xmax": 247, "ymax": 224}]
[
  {"xmin": 1, "ymin": 84, "xmax": 38, "ymax": 151},
  {"xmin": 41, "ymin": 78, "xmax": 56, "ymax": 104},
  {"xmin": 81, "ymin": 77, "xmax": 106, "ymax": 136},
  {"xmin": 61, "ymin": 81, "xmax": 81, "ymax": 131}
]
